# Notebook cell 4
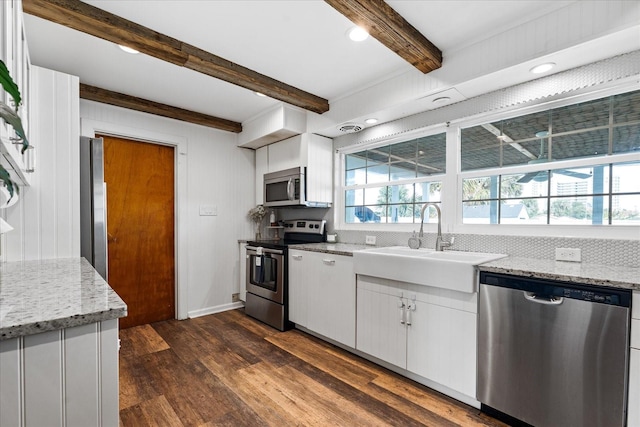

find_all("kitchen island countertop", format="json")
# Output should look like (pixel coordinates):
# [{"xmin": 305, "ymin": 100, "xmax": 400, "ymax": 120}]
[{"xmin": 0, "ymin": 257, "xmax": 127, "ymax": 340}]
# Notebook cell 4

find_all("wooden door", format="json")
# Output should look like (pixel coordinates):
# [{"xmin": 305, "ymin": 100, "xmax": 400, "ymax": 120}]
[{"xmin": 100, "ymin": 135, "xmax": 175, "ymax": 329}]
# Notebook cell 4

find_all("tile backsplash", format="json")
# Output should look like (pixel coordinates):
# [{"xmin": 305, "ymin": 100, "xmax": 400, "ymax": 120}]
[{"xmin": 335, "ymin": 230, "xmax": 640, "ymax": 268}]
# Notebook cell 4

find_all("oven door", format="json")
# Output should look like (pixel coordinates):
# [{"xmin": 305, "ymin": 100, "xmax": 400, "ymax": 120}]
[{"xmin": 246, "ymin": 246, "xmax": 284, "ymax": 304}]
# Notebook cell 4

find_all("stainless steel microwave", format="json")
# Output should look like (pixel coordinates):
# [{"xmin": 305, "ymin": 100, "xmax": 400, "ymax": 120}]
[{"xmin": 264, "ymin": 167, "xmax": 306, "ymax": 207}]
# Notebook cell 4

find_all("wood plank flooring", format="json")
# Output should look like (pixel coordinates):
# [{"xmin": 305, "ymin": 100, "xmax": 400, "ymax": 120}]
[{"xmin": 119, "ymin": 309, "xmax": 507, "ymax": 427}]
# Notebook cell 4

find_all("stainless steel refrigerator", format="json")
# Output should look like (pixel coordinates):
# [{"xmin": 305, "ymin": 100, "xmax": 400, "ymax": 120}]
[{"xmin": 80, "ymin": 136, "xmax": 108, "ymax": 280}]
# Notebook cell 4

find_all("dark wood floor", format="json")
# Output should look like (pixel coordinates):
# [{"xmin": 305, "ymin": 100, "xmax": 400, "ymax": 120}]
[{"xmin": 118, "ymin": 309, "xmax": 507, "ymax": 426}]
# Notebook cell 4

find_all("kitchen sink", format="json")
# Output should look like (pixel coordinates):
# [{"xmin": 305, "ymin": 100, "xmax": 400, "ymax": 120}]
[{"xmin": 353, "ymin": 246, "xmax": 507, "ymax": 293}]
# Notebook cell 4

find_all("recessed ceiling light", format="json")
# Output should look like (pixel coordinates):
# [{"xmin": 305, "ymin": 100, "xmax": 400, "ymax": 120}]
[
  {"xmin": 364, "ymin": 118, "xmax": 378, "ymax": 124},
  {"xmin": 118, "ymin": 45, "xmax": 139, "ymax": 54},
  {"xmin": 255, "ymin": 92, "xmax": 267, "ymax": 97},
  {"xmin": 529, "ymin": 62, "xmax": 555, "ymax": 74},
  {"xmin": 348, "ymin": 26, "xmax": 369, "ymax": 42},
  {"xmin": 432, "ymin": 96, "xmax": 451, "ymax": 104}
]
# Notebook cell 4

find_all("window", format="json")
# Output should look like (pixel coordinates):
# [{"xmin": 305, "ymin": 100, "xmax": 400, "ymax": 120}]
[
  {"xmin": 461, "ymin": 90, "xmax": 640, "ymax": 225},
  {"xmin": 344, "ymin": 133, "xmax": 445, "ymax": 224},
  {"xmin": 339, "ymin": 89, "xmax": 639, "ymax": 229},
  {"xmin": 462, "ymin": 162, "xmax": 640, "ymax": 225}
]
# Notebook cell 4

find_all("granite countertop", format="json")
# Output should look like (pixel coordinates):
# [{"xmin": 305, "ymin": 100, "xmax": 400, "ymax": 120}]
[
  {"xmin": 479, "ymin": 257, "xmax": 640, "ymax": 291},
  {"xmin": 291, "ymin": 243, "xmax": 640, "ymax": 291},
  {"xmin": 0, "ymin": 258, "xmax": 127, "ymax": 341},
  {"xmin": 289, "ymin": 242, "xmax": 371, "ymax": 257}
]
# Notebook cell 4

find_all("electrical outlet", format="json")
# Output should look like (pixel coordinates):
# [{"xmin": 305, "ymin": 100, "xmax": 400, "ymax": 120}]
[
  {"xmin": 365, "ymin": 235, "xmax": 376, "ymax": 245},
  {"xmin": 232, "ymin": 293, "xmax": 240, "ymax": 303},
  {"xmin": 555, "ymin": 248, "xmax": 581, "ymax": 262}
]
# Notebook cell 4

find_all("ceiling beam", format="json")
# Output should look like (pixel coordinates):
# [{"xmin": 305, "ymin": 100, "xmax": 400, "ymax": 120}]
[
  {"xmin": 23, "ymin": 0, "xmax": 330, "ymax": 114},
  {"xmin": 80, "ymin": 84, "xmax": 243, "ymax": 133},
  {"xmin": 325, "ymin": 0, "xmax": 442, "ymax": 74}
]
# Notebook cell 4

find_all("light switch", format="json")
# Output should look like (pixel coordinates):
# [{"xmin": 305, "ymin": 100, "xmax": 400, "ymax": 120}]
[{"xmin": 199, "ymin": 205, "xmax": 218, "ymax": 216}]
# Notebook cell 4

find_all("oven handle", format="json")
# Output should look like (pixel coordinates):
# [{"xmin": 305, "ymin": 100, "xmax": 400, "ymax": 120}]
[{"xmin": 246, "ymin": 245, "xmax": 284, "ymax": 255}]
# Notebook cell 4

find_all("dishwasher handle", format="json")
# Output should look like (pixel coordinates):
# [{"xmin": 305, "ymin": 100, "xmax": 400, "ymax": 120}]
[{"xmin": 524, "ymin": 291, "xmax": 564, "ymax": 305}]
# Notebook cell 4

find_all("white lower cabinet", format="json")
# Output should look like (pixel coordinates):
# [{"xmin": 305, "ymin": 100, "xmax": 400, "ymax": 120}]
[
  {"xmin": 357, "ymin": 275, "xmax": 478, "ymax": 399},
  {"xmin": 0, "ymin": 320, "xmax": 120, "ymax": 427},
  {"xmin": 288, "ymin": 249, "xmax": 308, "ymax": 328},
  {"xmin": 407, "ymin": 298, "xmax": 476, "ymax": 397},
  {"xmin": 630, "ymin": 349, "xmax": 640, "ymax": 427},
  {"xmin": 356, "ymin": 281, "xmax": 407, "ymax": 367},
  {"xmin": 288, "ymin": 249, "xmax": 355, "ymax": 347},
  {"xmin": 629, "ymin": 291, "xmax": 640, "ymax": 427}
]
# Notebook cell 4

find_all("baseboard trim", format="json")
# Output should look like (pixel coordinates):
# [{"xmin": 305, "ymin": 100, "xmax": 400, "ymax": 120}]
[{"xmin": 188, "ymin": 302, "xmax": 244, "ymax": 319}]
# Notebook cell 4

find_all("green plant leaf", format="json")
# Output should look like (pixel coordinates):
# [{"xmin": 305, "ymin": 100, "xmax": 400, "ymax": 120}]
[
  {"xmin": 0, "ymin": 60, "xmax": 21, "ymax": 111},
  {"xmin": 0, "ymin": 164, "xmax": 17, "ymax": 200},
  {"xmin": 0, "ymin": 101, "xmax": 29, "ymax": 152}
]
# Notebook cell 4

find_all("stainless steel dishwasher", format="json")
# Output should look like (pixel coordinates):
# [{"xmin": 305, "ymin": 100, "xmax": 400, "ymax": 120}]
[{"xmin": 478, "ymin": 272, "xmax": 631, "ymax": 427}]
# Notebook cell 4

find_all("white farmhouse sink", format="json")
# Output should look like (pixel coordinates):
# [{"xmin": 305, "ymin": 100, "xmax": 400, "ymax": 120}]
[{"xmin": 353, "ymin": 246, "xmax": 507, "ymax": 293}]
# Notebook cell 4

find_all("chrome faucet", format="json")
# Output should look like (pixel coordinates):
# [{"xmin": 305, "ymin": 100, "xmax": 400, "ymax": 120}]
[{"xmin": 418, "ymin": 203, "xmax": 452, "ymax": 251}]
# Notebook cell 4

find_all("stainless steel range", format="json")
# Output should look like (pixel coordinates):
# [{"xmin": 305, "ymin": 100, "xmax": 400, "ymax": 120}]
[{"xmin": 245, "ymin": 219, "xmax": 325, "ymax": 331}]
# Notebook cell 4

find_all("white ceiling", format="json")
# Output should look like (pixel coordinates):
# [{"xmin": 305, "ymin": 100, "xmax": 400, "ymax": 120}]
[{"xmin": 22, "ymin": 1, "xmax": 639, "ymax": 139}]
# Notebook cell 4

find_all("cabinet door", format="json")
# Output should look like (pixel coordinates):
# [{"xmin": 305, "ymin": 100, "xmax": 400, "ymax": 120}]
[
  {"xmin": 629, "ymin": 349, "xmax": 640, "ymax": 427},
  {"xmin": 407, "ymin": 301, "xmax": 477, "ymax": 398},
  {"xmin": 305, "ymin": 134, "xmax": 332, "ymax": 204},
  {"xmin": 268, "ymin": 135, "xmax": 303, "ymax": 173},
  {"xmin": 255, "ymin": 146, "xmax": 268, "ymax": 204},
  {"xmin": 356, "ymin": 278, "xmax": 406, "ymax": 368},
  {"xmin": 306, "ymin": 252, "xmax": 355, "ymax": 347},
  {"xmin": 288, "ymin": 249, "xmax": 307, "ymax": 327}
]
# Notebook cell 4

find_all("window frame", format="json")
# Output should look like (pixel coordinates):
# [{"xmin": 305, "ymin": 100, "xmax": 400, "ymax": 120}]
[
  {"xmin": 335, "ymin": 84, "xmax": 640, "ymax": 239},
  {"xmin": 337, "ymin": 125, "xmax": 449, "ymax": 230}
]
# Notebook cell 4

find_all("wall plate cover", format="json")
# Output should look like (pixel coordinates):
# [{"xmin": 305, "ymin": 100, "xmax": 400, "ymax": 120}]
[
  {"xmin": 555, "ymin": 248, "xmax": 581, "ymax": 262},
  {"xmin": 199, "ymin": 205, "xmax": 218, "ymax": 216}
]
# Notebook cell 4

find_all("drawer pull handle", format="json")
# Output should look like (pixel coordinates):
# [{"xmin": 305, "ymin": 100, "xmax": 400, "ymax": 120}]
[{"xmin": 322, "ymin": 259, "xmax": 335, "ymax": 265}]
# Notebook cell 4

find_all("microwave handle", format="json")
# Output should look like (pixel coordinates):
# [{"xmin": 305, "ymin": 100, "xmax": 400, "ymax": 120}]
[{"xmin": 287, "ymin": 178, "xmax": 294, "ymax": 200}]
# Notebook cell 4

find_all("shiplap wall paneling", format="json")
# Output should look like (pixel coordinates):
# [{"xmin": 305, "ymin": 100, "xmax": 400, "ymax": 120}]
[
  {"xmin": 5, "ymin": 66, "xmax": 80, "ymax": 262},
  {"xmin": 0, "ymin": 320, "xmax": 120, "ymax": 427},
  {"xmin": 0, "ymin": 337, "xmax": 23, "ymax": 426},
  {"xmin": 23, "ymin": 330, "xmax": 64, "ymax": 426},
  {"xmin": 100, "ymin": 319, "xmax": 120, "ymax": 427},
  {"xmin": 65, "ymin": 322, "xmax": 100, "ymax": 426}
]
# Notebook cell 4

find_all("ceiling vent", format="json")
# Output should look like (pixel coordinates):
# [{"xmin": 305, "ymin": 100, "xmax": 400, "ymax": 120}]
[{"xmin": 337, "ymin": 122, "xmax": 363, "ymax": 133}]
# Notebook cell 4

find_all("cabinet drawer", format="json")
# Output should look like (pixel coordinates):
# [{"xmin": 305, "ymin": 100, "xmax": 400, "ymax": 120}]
[
  {"xmin": 632, "ymin": 319, "xmax": 640, "ymax": 350},
  {"xmin": 633, "ymin": 291, "xmax": 640, "ymax": 320}
]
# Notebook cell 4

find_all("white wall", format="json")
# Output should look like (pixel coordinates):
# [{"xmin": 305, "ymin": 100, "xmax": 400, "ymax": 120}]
[
  {"xmin": 5, "ymin": 66, "xmax": 80, "ymax": 261},
  {"xmin": 79, "ymin": 99, "xmax": 255, "ymax": 318}
]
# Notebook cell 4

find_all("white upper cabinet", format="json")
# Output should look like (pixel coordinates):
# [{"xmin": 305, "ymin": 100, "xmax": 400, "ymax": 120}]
[
  {"xmin": 255, "ymin": 133, "xmax": 332, "ymax": 205},
  {"xmin": 0, "ymin": 0, "xmax": 31, "ymax": 186}
]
